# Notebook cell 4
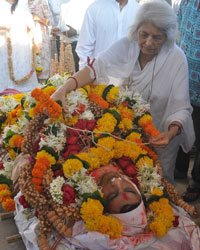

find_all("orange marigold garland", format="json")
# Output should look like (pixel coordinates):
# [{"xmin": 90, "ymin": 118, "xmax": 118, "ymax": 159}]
[{"xmin": 31, "ymin": 88, "xmax": 62, "ymax": 118}]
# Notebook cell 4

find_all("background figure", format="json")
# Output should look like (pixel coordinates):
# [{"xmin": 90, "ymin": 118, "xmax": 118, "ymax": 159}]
[
  {"xmin": 58, "ymin": 0, "xmax": 95, "ymax": 72},
  {"xmin": 47, "ymin": 0, "xmax": 69, "ymax": 56},
  {"xmin": 28, "ymin": 0, "xmax": 53, "ymax": 81},
  {"xmin": 0, "ymin": 0, "xmax": 38, "ymax": 92},
  {"xmin": 175, "ymin": 0, "xmax": 200, "ymax": 202},
  {"xmin": 76, "ymin": 0, "xmax": 140, "ymax": 71}
]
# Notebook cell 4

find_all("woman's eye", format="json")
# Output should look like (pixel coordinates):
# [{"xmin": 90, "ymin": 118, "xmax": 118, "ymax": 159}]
[{"xmin": 108, "ymin": 193, "xmax": 117, "ymax": 201}]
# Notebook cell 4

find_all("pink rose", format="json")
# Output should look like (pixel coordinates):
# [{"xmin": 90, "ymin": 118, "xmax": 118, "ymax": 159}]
[{"xmin": 62, "ymin": 184, "xmax": 77, "ymax": 206}]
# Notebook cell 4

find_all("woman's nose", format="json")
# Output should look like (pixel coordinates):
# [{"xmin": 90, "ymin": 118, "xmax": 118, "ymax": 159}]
[{"xmin": 145, "ymin": 36, "xmax": 153, "ymax": 46}]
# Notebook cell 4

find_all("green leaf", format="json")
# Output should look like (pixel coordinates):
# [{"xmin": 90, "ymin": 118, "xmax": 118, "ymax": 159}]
[
  {"xmin": 40, "ymin": 146, "xmax": 59, "ymax": 161},
  {"xmin": 104, "ymin": 108, "xmax": 121, "ymax": 125},
  {"xmin": 68, "ymin": 154, "xmax": 90, "ymax": 169},
  {"xmin": 82, "ymin": 190, "xmax": 108, "ymax": 208},
  {"xmin": 102, "ymin": 85, "xmax": 114, "ymax": 101},
  {"xmin": 0, "ymin": 174, "xmax": 13, "ymax": 188}
]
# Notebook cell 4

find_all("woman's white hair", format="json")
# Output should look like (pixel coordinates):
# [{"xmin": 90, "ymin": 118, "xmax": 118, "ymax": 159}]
[{"xmin": 128, "ymin": 0, "xmax": 178, "ymax": 47}]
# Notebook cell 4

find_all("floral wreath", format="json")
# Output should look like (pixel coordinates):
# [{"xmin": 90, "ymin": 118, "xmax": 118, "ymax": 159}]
[{"xmin": 0, "ymin": 78, "xmax": 197, "ymax": 249}]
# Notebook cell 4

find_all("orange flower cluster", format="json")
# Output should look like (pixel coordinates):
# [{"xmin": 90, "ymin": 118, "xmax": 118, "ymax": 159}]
[
  {"xmin": 32, "ymin": 157, "xmax": 50, "ymax": 191},
  {"xmin": 0, "ymin": 184, "xmax": 15, "ymax": 211},
  {"xmin": 89, "ymin": 92, "xmax": 109, "ymax": 110},
  {"xmin": 31, "ymin": 88, "xmax": 62, "ymax": 118},
  {"xmin": 138, "ymin": 114, "xmax": 160, "ymax": 137},
  {"xmin": 2, "ymin": 105, "xmax": 23, "ymax": 130},
  {"xmin": 137, "ymin": 139, "xmax": 158, "ymax": 161},
  {"xmin": 9, "ymin": 134, "xmax": 24, "ymax": 149},
  {"xmin": 2, "ymin": 196, "xmax": 15, "ymax": 211}
]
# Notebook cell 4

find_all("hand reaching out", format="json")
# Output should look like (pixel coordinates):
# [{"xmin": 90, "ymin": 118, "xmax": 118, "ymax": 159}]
[{"xmin": 149, "ymin": 125, "xmax": 180, "ymax": 148}]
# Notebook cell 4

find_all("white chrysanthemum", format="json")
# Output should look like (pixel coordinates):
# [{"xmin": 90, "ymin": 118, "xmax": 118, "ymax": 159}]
[
  {"xmin": 117, "ymin": 87, "xmax": 150, "ymax": 117},
  {"xmin": 45, "ymin": 74, "xmax": 69, "ymax": 88},
  {"xmin": 0, "ymin": 96, "xmax": 19, "ymax": 112},
  {"xmin": 0, "ymin": 161, "xmax": 14, "ymax": 178},
  {"xmin": 79, "ymin": 110, "xmax": 94, "ymax": 120},
  {"xmin": 39, "ymin": 121, "xmax": 67, "ymax": 156},
  {"xmin": 50, "ymin": 176, "xmax": 65, "ymax": 204},
  {"xmin": 66, "ymin": 89, "xmax": 89, "ymax": 117},
  {"xmin": 66, "ymin": 168, "xmax": 100, "ymax": 198},
  {"xmin": 137, "ymin": 164, "xmax": 163, "ymax": 200}
]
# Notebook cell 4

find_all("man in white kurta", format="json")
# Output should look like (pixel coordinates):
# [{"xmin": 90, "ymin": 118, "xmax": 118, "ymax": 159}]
[
  {"xmin": 76, "ymin": 0, "xmax": 140, "ymax": 70},
  {"xmin": 92, "ymin": 37, "xmax": 195, "ymax": 185}
]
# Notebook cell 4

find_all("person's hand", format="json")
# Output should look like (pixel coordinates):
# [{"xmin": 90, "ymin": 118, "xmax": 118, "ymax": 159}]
[
  {"xmin": 149, "ymin": 128, "xmax": 178, "ymax": 148},
  {"xmin": 51, "ymin": 87, "xmax": 67, "ymax": 112},
  {"xmin": 66, "ymin": 25, "xmax": 77, "ymax": 37},
  {"xmin": 51, "ymin": 27, "xmax": 59, "ymax": 36}
]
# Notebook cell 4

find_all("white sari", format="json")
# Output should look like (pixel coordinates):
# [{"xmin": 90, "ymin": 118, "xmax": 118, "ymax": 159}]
[{"xmin": 93, "ymin": 37, "xmax": 195, "ymax": 184}]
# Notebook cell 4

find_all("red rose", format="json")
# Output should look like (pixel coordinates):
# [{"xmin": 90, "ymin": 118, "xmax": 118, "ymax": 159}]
[
  {"xmin": 62, "ymin": 184, "xmax": 77, "ymax": 206},
  {"xmin": 0, "ymin": 162, "xmax": 4, "ymax": 170},
  {"xmin": 66, "ymin": 136, "xmax": 79, "ymax": 145},
  {"xmin": 54, "ymin": 169, "xmax": 64, "ymax": 177},
  {"xmin": 87, "ymin": 120, "xmax": 96, "ymax": 131},
  {"xmin": 124, "ymin": 164, "xmax": 137, "ymax": 176},
  {"xmin": 76, "ymin": 119, "xmax": 87, "ymax": 130},
  {"xmin": 122, "ymin": 101, "xmax": 129, "ymax": 107},
  {"xmin": 117, "ymin": 156, "xmax": 132, "ymax": 169},
  {"xmin": 73, "ymin": 104, "xmax": 86, "ymax": 115},
  {"xmin": 132, "ymin": 174, "xmax": 139, "ymax": 186}
]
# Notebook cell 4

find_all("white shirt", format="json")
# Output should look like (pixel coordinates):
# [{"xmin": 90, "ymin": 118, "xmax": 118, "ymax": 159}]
[
  {"xmin": 47, "ymin": 0, "xmax": 69, "ymax": 26},
  {"xmin": 58, "ymin": 0, "xmax": 94, "ymax": 43},
  {"xmin": 76, "ymin": 0, "xmax": 140, "ymax": 69}
]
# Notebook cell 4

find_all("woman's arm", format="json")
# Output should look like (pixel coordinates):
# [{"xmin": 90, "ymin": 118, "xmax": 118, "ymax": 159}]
[{"xmin": 51, "ymin": 66, "xmax": 94, "ymax": 106}]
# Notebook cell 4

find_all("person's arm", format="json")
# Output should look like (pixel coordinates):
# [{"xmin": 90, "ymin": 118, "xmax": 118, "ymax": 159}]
[
  {"xmin": 149, "ymin": 49, "xmax": 193, "ymax": 149},
  {"xmin": 76, "ymin": 7, "xmax": 96, "ymax": 69},
  {"xmin": 51, "ymin": 66, "xmax": 94, "ymax": 107}
]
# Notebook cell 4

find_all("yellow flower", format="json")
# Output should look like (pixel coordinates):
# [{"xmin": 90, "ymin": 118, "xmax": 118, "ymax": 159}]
[
  {"xmin": 80, "ymin": 198, "xmax": 103, "ymax": 221},
  {"xmin": 9, "ymin": 149, "xmax": 17, "ymax": 160},
  {"xmin": 90, "ymin": 147, "xmax": 114, "ymax": 166},
  {"xmin": 118, "ymin": 118, "xmax": 133, "ymax": 131},
  {"xmin": 0, "ymin": 189, "xmax": 11, "ymax": 201},
  {"xmin": 36, "ymin": 150, "xmax": 56, "ymax": 166},
  {"xmin": 106, "ymin": 87, "xmax": 119, "ymax": 103},
  {"xmin": 136, "ymin": 156, "xmax": 154, "ymax": 168},
  {"xmin": 36, "ymin": 66, "xmax": 43, "ymax": 72},
  {"xmin": 126, "ymin": 131, "xmax": 141, "ymax": 142},
  {"xmin": 77, "ymin": 152, "xmax": 100, "ymax": 171},
  {"xmin": 63, "ymin": 158, "xmax": 83, "ymax": 178},
  {"xmin": 95, "ymin": 113, "xmax": 117, "ymax": 134},
  {"xmin": 91, "ymin": 85, "xmax": 107, "ymax": 96},
  {"xmin": 28, "ymin": 108, "xmax": 35, "ymax": 118},
  {"xmin": 151, "ymin": 188, "xmax": 163, "ymax": 197},
  {"xmin": 97, "ymin": 137, "xmax": 116, "ymax": 150},
  {"xmin": 65, "ymin": 115, "xmax": 79, "ymax": 126},
  {"xmin": 42, "ymin": 86, "xmax": 57, "ymax": 96}
]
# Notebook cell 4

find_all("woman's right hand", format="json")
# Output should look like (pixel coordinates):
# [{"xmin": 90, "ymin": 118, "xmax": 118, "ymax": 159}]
[{"xmin": 51, "ymin": 86, "xmax": 67, "ymax": 111}]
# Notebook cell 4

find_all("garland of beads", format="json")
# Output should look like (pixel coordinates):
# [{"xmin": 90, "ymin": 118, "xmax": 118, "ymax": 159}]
[
  {"xmin": 20, "ymin": 113, "xmax": 80, "ymax": 250},
  {"xmin": 0, "ymin": 26, "xmax": 36, "ymax": 84}
]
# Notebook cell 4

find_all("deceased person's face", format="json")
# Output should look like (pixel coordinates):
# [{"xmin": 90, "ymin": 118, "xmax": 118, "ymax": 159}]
[{"xmin": 99, "ymin": 172, "xmax": 141, "ymax": 214}]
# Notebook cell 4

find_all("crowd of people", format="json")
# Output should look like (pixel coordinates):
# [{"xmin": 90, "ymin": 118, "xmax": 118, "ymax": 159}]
[{"xmin": 0, "ymin": 0, "xmax": 200, "ymax": 249}]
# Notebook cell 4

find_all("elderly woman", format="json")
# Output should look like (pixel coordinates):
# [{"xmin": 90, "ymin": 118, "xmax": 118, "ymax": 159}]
[{"xmin": 52, "ymin": 0, "xmax": 195, "ymax": 185}]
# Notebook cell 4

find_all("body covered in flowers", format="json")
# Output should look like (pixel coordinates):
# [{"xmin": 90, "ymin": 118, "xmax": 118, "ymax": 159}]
[
  {"xmin": 52, "ymin": 0, "xmax": 195, "ymax": 185},
  {"xmin": 6, "ymin": 79, "xmax": 199, "ymax": 249}
]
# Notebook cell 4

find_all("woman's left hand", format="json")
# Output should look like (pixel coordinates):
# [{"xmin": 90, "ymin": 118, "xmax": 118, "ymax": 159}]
[{"xmin": 149, "ymin": 126, "xmax": 179, "ymax": 148}]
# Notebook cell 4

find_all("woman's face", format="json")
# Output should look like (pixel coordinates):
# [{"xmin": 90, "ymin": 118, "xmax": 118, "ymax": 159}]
[
  {"xmin": 137, "ymin": 23, "xmax": 166, "ymax": 57},
  {"xmin": 99, "ymin": 172, "xmax": 141, "ymax": 214}
]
